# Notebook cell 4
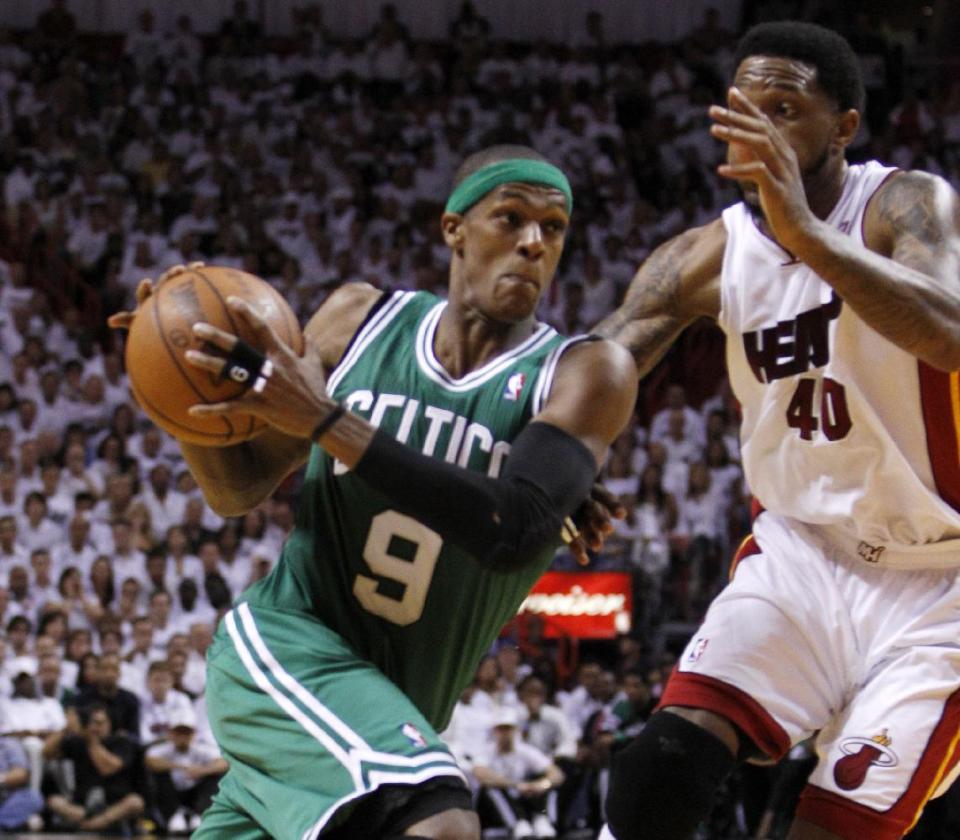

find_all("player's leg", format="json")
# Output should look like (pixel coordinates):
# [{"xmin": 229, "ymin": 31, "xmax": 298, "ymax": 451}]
[
  {"xmin": 193, "ymin": 775, "xmax": 271, "ymax": 840},
  {"xmin": 605, "ymin": 513, "xmax": 849, "ymax": 839},
  {"xmin": 604, "ymin": 707, "xmax": 739, "ymax": 838},
  {"xmin": 323, "ymin": 776, "xmax": 478, "ymax": 840},
  {"xmin": 206, "ymin": 603, "xmax": 470, "ymax": 840},
  {"xmin": 397, "ymin": 807, "xmax": 480, "ymax": 838},
  {"xmin": 787, "ymin": 564, "xmax": 960, "ymax": 840}
]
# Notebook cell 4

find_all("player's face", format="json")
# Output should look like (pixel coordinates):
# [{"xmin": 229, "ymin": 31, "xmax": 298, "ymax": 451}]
[
  {"xmin": 445, "ymin": 183, "xmax": 569, "ymax": 323},
  {"xmin": 730, "ymin": 56, "xmax": 851, "ymax": 210}
]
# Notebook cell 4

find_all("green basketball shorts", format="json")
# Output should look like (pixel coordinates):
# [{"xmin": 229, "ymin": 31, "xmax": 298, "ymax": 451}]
[{"xmin": 193, "ymin": 602, "xmax": 466, "ymax": 840}]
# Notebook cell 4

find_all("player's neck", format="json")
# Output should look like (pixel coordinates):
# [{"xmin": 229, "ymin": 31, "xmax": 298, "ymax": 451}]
[
  {"xmin": 806, "ymin": 157, "xmax": 849, "ymax": 221},
  {"xmin": 434, "ymin": 305, "xmax": 539, "ymax": 379}
]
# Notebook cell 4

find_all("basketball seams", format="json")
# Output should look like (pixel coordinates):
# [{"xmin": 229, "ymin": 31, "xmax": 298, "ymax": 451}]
[
  {"xmin": 149, "ymin": 270, "xmax": 241, "ymax": 441},
  {"xmin": 190, "ymin": 266, "xmax": 301, "ymax": 440},
  {"xmin": 129, "ymin": 375, "xmax": 233, "ymax": 445},
  {"xmin": 189, "ymin": 266, "xmax": 257, "ymax": 440}
]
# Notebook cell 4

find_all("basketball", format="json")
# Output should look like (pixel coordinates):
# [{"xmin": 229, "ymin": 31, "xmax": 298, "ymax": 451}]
[{"xmin": 124, "ymin": 265, "xmax": 303, "ymax": 447}]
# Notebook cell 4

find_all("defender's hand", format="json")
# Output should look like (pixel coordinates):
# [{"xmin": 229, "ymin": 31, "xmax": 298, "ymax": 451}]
[
  {"xmin": 185, "ymin": 296, "xmax": 326, "ymax": 441},
  {"xmin": 710, "ymin": 87, "xmax": 815, "ymax": 251},
  {"xmin": 106, "ymin": 262, "xmax": 205, "ymax": 330}
]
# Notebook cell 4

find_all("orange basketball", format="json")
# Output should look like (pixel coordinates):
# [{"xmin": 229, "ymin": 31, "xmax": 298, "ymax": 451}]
[{"xmin": 124, "ymin": 265, "xmax": 303, "ymax": 447}]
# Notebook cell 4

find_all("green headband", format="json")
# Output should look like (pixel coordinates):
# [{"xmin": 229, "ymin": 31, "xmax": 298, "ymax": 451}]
[{"xmin": 444, "ymin": 159, "xmax": 573, "ymax": 216}]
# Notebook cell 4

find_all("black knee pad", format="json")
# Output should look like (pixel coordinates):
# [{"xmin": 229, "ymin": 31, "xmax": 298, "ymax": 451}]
[{"xmin": 605, "ymin": 711, "xmax": 736, "ymax": 840}]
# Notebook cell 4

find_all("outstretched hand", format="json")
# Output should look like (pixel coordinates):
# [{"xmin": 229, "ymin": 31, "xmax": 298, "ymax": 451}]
[
  {"xmin": 709, "ymin": 87, "xmax": 815, "ymax": 251},
  {"xmin": 185, "ymin": 296, "xmax": 327, "ymax": 441}
]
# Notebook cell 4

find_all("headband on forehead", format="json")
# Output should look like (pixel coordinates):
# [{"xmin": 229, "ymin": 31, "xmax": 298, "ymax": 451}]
[{"xmin": 444, "ymin": 159, "xmax": 574, "ymax": 216}]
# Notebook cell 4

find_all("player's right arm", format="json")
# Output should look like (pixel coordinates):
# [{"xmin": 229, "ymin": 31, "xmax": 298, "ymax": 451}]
[
  {"xmin": 109, "ymin": 274, "xmax": 383, "ymax": 516},
  {"xmin": 594, "ymin": 218, "xmax": 726, "ymax": 375},
  {"xmin": 175, "ymin": 283, "xmax": 383, "ymax": 515}
]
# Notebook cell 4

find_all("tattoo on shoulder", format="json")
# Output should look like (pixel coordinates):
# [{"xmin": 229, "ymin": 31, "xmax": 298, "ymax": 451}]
[{"xmin": 875, "ymin": 171, "xmax": 946, "ymax": 247}]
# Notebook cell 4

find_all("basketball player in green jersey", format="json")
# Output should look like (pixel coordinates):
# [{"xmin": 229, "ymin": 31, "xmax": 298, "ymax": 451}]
[{"xmin": 110, "ymin": 145, "xmax": 637, "ymax": 840}]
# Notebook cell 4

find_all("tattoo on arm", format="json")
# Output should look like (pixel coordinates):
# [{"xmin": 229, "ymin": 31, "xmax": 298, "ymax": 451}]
[
  {"xmin": 874, "ymin": 171, "xmax": 955, "ymax": 275},
  {"xmin": 823, "ymin": 169, "xmax": 960, "ymax": 369},
  {"xmin": 595, "ymin": 232, "xmax": 699, "ymax": 375}
]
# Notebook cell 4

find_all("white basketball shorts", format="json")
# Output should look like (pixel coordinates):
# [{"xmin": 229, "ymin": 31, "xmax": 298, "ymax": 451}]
[{"xmin": 661, "ymin": 509, "xmax": 960, "ymax": 839}]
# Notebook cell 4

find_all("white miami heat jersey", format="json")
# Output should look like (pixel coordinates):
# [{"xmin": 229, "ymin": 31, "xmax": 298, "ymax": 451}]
[{"xmin": 720, "ymin": 160, "xmax": 960, "ymax": 566}]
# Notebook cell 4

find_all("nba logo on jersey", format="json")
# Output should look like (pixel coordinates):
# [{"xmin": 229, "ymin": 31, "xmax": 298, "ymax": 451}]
[
  {"xmin": 503, "ymin": 372, "xmax": 526, "ymax": 401},
  {"xmin": 401, "ymin": 722, "xmax": 427, "ymax": 747},
  {"xmin": 687, "ymin": 637, "xmax": 709, "ymax": 663}
]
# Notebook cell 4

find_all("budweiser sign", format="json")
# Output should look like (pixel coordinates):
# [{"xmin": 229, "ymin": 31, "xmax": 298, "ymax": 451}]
[{"xmin": 518, "ymin": 572, "xmax": 632, "ymax": 639}]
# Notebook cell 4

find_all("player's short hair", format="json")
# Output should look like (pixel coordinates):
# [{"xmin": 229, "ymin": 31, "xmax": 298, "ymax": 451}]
[
  {"xmin": 451, "ymin": 144, "xmax": 552, "ymax": 190},
  {"xmin": 733, "ymin": 21, "xmax": 865, "ymax": 113}
]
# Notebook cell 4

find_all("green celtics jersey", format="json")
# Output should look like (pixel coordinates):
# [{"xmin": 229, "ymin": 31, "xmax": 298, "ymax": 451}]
[{"xmin": 242, "ymin": 290, "xmax": 581, "ymax": 731}]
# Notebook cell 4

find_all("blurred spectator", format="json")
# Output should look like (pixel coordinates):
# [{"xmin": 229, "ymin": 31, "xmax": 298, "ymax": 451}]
[
  {"xmin": 18, "ymin": 492, "xmax": 61, "ymax": 555},
  {"xmin": 37, "ymin": 649, "xmax": 73, "ymax": 706},
  {"xmin": 474, "ymin": 706, "xmax": 564, "ymax": 839},
  {"xmin": 1, "ymin": 655, "xmax": 65, "ymax": 792},
  {"xmin": 0, "ymin": 733, "xmax": 43, "ymax": 831},
  {"xmin": 450, "ymin": 1, "xmax": 491, "ymax": 48},
  {"xmin": 219, "ymin": 0, "xmax": 263, "ymax": 56},
  {"xmin": 0, "ymin": 514, "xmax": 28, "ymax": 569},
  {"xmin": 145, "ymin": 704, "xmax": 226, "ymax": 834},
  {"xmin": 120, "ymin": 614, "xmax": 154, "ymax": 692},
  {"xmin": 52, "ymin": 516, "xmax": 98, "ymax": 580},
  {"xmin": 659, "ymin": 408, "xmax": 705, "ymax": 472},
  {"xmin": 650, "ymin": 384, "xmax": 705, "ymax": 447},
  {"xmin": 139, "ymin": 660, "xmax": 193, "ymax": 746},
  {"xmin": 72, "ymin": 653, "xmax": 140, "ymax": 741},
  {"xmin": 517, "ymin": 675, "xmax": 578, "ymax": 761},
  {"xmin": 43, "ymin": 702, "xmax": 144, "ymax": 833}
]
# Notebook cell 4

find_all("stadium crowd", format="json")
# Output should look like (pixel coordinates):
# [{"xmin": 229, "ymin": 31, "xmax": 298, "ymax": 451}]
[{"xmin": 0, "ymin": 0, "xmax": 957, "ymax": 836}]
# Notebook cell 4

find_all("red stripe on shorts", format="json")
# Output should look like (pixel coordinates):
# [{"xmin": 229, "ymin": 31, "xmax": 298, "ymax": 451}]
[
  {"xmin": 796, "ymin": 786, "xmax": 907, "ymax": 840},
  {"xmin": 896, "ymin": 686, "xmax": 960, "ymax": 832},
  {"xmin": 657, "ymin": 671, "xmax": 790, "ymax": 760},
  {"xmin": 917, "ymin": 364, "xmax": 960, "ymax": 515},
  {"xmin": 797, "ymin": 687, "xmax": 960, "ymax": 838}
]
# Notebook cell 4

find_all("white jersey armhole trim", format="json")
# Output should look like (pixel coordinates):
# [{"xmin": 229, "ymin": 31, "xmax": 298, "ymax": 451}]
[
  {"xmin": 326, "ymin": 291, "xmax": 416, "ymax": 395},
  {"xmin": 532, "ymin": 335, "xmax": 595, "ymax": 415}
]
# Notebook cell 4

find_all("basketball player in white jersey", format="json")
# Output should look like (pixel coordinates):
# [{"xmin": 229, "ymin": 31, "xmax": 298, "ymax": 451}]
[{"xmin": 596, "ymin": 21, "xmax": 960, "ymax": 840}]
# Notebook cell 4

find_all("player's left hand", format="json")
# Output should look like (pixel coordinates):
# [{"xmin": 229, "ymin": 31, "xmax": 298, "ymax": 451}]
[
  {"xmin": 185, "ymin": 295, "xmax": 330, "ymax": 441},
  {"xmin": 710, "ymin": 87, "xmax": 815, "ymax": 251},
  {"xmin": 565, "ymin": 483, "xmax": 626, "ymax": 566}
]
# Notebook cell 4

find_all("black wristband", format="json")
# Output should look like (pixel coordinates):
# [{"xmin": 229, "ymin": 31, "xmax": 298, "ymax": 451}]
[{"xmin": 311, "ymin": 403, "xmax": 346, "ymax": 443}]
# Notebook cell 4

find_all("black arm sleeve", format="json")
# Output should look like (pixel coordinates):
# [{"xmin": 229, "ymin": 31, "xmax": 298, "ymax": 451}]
[{"xmin": 353, "ymin": 421, "xmax": 597, "ymax": 570}]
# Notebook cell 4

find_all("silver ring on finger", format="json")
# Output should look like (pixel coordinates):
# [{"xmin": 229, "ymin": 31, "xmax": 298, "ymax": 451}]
[{"xmin": 252, "ymin": 359, "xmax": 274, "ymax": 394}]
